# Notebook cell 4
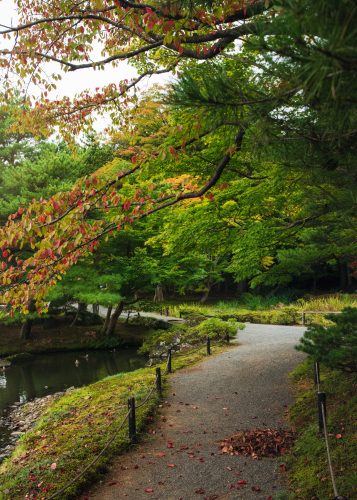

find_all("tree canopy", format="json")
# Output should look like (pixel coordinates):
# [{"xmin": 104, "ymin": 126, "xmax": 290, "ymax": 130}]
[{"xmin": 0, "ymin": 0, "xmax": 356, "ymax": 313}]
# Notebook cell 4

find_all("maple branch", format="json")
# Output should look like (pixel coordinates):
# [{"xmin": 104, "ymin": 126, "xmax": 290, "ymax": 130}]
[{"xmin": 50, "ymin": 66, "xmax": 176, "ymax": 119}]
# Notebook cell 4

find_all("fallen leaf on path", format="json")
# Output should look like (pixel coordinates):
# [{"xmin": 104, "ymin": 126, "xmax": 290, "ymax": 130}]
[
  {"xmin": 220, "ymin": 428, "xmax": 295, "ymax": 459},
  {"xmin": 107, "ymin": 481, "xmax": 118, "ymax": 486},
  {"xmin": 50, "ymin": 463, "xmax": 57, "ymax": 470},
  {"xmin": 167, "ymin": 441, "xmax": 174, "ymax": 448},
  {"xmin": 167, "ymin": 463, "xmax": 176, "ymax": 468},
  {"xmin": 195, "ymin": 488, "xmax": 205, "ymax": 494},
  {"xmin": 144, "ymin": 487, "xmax": 154, "ymax": 493},
  {"xmin": 156, "ymin": 452, "xmax": 166, "ymax": 457},
  {"xmin": 251, "ymin": 485, "xmax": 261, "ymax": 492}
]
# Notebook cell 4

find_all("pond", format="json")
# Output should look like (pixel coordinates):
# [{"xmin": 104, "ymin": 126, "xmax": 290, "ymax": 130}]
[{"xmin": 0, "ymin": 347, "xmax": 146, "ymax": 459}]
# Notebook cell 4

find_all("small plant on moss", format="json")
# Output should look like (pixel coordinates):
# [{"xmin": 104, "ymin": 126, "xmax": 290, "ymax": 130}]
[{"xmin": 296, "ymin": 307, "xmax": 357, "ymax": 372}]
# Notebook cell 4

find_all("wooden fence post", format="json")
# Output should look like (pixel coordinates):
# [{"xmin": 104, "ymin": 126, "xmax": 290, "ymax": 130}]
[
  {"xmin": 128, "ymin": 396, "xmax": 136, "ymax": 442},
  {"xmin": 156, "ymin": 367, "xmax": 162, "ymax": 397}
]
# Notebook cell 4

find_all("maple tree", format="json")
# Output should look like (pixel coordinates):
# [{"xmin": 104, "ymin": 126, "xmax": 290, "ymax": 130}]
[{"xmin": 0, "ymin": 0, "xmax": 355, "ymax": 313}]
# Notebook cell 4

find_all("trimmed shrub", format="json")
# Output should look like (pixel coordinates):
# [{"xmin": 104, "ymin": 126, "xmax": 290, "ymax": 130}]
[{"xmin": 196, "ymin": 317, "xmax": 243, "ymax": 340}]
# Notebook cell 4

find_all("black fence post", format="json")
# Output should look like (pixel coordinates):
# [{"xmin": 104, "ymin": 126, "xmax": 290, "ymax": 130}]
[
  {"xmin": 156, "ymin": 367, "xmax": 162, "ymax": 397},
  {"xmin": 207, "ymin": 337, "xmax": 211, "ymax": 355},
  {"xmin": 167, "ymin": 348, "xmax": 172, "ymax": 373},
  {"xmin": 128, "ymin": 396, "xmax": 136, "ymax": 442},
  {"xmin": 317, "ymin": 391, "xmax": 326, "ymax": 434},
  {"xmin": 314, "ymin": 361, "xmax": 320, "ymax": 386}
]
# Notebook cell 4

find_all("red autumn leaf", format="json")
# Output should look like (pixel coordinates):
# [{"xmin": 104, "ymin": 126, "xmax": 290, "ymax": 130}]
[
  {"xmin": 335, "ymin": 433, "xmax": 342, "ymax": 439},
  {"xmin": 144, "ymin": 488, "xmax": 154, "ymax": 493},
  {"xmin": 167, "ymin": 441, "xmax": 174, "ymax": 448},
  {"xmin": 2, "ymin": 250, "xmax": 9, "ymax": 258},
  {"xmin": 167, "ymin": 463, "xmax": 176, "ymax": 468}
]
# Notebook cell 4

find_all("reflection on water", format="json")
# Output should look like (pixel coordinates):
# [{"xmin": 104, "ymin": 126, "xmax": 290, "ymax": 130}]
[{"xmin": 0, "ymin": 348, "xmax": 145, "ymax": 454}]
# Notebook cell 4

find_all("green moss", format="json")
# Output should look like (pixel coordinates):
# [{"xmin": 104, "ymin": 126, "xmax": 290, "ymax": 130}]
[
  {"xmin": 287, "ymin": 360, "xmax": 357, "ymax": 499},
  {"xmin": 0, "ymin": 343, "xmax": 230, "ymax": 499}
]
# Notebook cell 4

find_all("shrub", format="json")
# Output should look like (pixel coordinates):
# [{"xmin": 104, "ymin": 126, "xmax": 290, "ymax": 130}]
[
  {"xmin": 296, "ymin": 308, "xmax": 357, "ymax": 372},
  {"xmin": 139, "ymin": 319, "xmax": 244, "ymax": 355},
  {"xmin": 196, "ymin": 318, "xmax": 244, "ymax": 340}
]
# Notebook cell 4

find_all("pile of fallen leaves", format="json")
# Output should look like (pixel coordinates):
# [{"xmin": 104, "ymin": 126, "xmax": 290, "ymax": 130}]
[{"xmin": 220, "ymin": 428, "xmax": 295, "ymax": 459}]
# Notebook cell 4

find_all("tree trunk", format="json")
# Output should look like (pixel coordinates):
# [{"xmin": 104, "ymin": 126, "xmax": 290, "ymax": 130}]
[
  {"xmin": 101, "ymin": 305, "xmax": 113, "ymax": 334},
  {"xmin": 71, "ymin": 302, "xmax": 87, "ymax": 326},
  {"xmin": 105, "ymin": 301, "xmax": 124, "ymax": 337},
  {"xmin": 20, "ymin": 298, "xmax": 36, "ymax": 340},
  {"xmin": 153, "ymin": 285, "xmax": 164, "ymax": 302},
  {"xmin": 200, "ymin": 286, "xmax": 211, "ymax": 304}
]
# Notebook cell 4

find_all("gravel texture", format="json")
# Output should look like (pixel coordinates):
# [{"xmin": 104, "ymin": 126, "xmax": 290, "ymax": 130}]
[{"xmin": 84, "ymin": 323, "xmax": 306, "ymax": 500}]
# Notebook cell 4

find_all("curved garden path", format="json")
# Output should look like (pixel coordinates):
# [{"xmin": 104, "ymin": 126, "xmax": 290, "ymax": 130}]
[{"xmin": 83, "ymin": 324, "xmax": 306, "ymax": 500}]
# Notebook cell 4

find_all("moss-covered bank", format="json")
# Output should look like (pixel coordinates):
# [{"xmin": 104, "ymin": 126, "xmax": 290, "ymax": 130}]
[
  {"xmin": 287, "ymin": 360, "xmax": 356, "ymax": 499},
  {"xmin": 0, "ymin": 343, "xmax": 230, "ymax": 499}
]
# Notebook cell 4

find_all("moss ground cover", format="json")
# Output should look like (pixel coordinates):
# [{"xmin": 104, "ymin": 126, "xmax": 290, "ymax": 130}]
[
  {"xmin": 287, "ymin": 360, "xmax": 357, "ymax": 499},
  {"xmin": 0, "ymin": 343, "xmax": 230, "ymax": 499}
]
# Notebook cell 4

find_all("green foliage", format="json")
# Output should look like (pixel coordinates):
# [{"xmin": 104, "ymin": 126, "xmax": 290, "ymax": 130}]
[
  {"xmin": 0, "ymin": 138, "xmax": 111, "ymax": 221},
  {"xmin": 296, "ymin": 308, "xmax": 357, "ymax": 372},
  {"xmin": 139, "ymin": 318, "xmax": 243, "ymax": 355},
  {"xmin": 196, "ymin": 317, "xmax": 242, "ymax": 340},
  {"xmin": 288, "ymin": 360, "xmax": 357, "ymax": 499}
]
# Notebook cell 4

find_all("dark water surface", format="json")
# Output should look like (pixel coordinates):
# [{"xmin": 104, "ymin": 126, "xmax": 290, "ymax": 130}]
[{"xmin": 0, "ymin": 348, "xmax": 145, "ymax": 456}]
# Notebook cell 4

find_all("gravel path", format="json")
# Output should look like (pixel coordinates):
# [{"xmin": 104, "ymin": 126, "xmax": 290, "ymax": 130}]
[{"xmin": 83, "ymin": 324, "xmax": 306, "ymax": 500}]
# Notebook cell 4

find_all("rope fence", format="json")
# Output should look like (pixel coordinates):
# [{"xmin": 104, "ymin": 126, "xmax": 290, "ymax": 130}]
[
  {"xmin": 47, "ymin": 335, "xmax": 225, "ymax": 498},
  {"xmin": 313, "ymin": 361, "xmax": 348, "ymax": 500}
]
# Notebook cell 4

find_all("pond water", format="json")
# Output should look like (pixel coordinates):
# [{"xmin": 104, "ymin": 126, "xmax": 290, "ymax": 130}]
[{"xmin": 0, "ymin": 348, "xmax": 146, "ymax": 457}]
